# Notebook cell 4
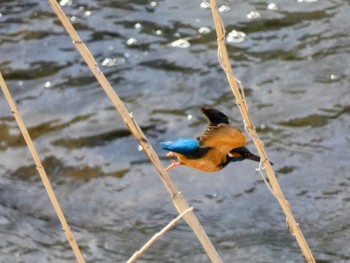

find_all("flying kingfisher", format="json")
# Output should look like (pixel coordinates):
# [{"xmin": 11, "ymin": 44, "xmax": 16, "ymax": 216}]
[{"xmin": 160, "ymin": 107, "xmax": 265, "ymax": 172}]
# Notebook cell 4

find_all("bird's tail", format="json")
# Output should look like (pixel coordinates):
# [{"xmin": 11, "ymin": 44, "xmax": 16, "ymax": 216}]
[{"xmin": 201, "ymin": 107, "xmax": 229, "ymax": 125}]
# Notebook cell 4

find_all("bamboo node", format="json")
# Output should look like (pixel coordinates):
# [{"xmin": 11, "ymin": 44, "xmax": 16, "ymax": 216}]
[
  {"xmin": 261, "ymin": 158, "xmax": 270, "ymax": 168},
  {"xmin": 245, "ymin": 124, "xmax": 255, "ymax": 134},
  {"xmin": 172, "ymin": 191, "xmax": 181, "ymax": 201},
  {"xmin": 286, "ymin": 217, "xmax": 299, "ymax": 236},
  {"xmin": 94, "ymin": 64, "xmax": 102, "ymax": 74},
  {"xmin": 288, "ymin": 224, "xmax": 296, "ymax": 236},
  {"xmin": 285, "ymin": 199, "xmax": 290, "ymax": 208},
  {"xmin": 235, "ymin": 98, "xmax": 245, "ymax": 107},
  {"xmin": 128, "ymin": 113, "xmax": 149, "ymax": 143},
  {"xmin": 72, "ymin": 40, "xmax": 82, "ymax": 44},
  {"xmin": 286, "ymin": 218, "xmax": 293, "ymax": 234}
]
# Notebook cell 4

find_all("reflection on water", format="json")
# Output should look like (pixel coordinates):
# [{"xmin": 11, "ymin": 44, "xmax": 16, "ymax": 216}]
[{"xmin": 1, "ymin": 0, "xmax": 350, "ymax": 262}]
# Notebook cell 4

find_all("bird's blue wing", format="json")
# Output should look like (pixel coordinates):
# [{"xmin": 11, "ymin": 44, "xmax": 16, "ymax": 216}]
[
  {"xmin": 160, "ymin": 138, "xmax": 211, "ymax": 159},
  {"xmin": 160, "ymin": 138, "xmax": 200, "ymax": 155}
]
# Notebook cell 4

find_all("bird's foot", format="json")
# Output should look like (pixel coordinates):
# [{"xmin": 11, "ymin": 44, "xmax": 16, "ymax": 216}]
[
  {"xmin": 166, "ymin": 152, "xmax": 175, "ymax": 157},
  {"xmin": 165, "ymin": 160, "xmax": 181, "ymax": 171}
]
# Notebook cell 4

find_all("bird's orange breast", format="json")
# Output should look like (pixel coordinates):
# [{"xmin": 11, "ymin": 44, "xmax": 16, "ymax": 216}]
[{"xmin": 173, "ymin": 148, "xmax": 228, "ymax": 172}]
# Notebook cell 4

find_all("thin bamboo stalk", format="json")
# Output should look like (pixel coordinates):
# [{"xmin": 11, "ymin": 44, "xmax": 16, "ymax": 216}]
[
  {"xmin": 47, "ymin": 1, "xmax": 222, "ymax": 262},
  {"xmin": 0, "ymin": 72, "xmax": 85, "ymax": 263},
  {"xmin": 208, "ymin": 1, "xmax": 315, "ymax": 262},
  {"xmin": 127, "ymin": 207, "xmax": 194, "ymax": 263}
]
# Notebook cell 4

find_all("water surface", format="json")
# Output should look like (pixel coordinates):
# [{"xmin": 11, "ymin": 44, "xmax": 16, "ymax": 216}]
[{"xmin": 1, "ymin": 0, "xmax": 350, "ymax": 262}]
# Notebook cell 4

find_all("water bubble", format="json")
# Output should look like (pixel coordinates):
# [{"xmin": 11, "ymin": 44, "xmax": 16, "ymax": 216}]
[
  {"xmin": 44, "ymin": 81, "xmax": 52, "ymax": 89},
  {"xmin": 247, "ymin": 11, "xmax": 261, "ymax": 19},
  {"xmin": 227, "ymin": 30, "xmax": 246, "ymax": 43},
  {"xmin": 187, "ymin": 114, "xmax": 193, "ymax": 120},
  {"xmin": 126, "ymin": 37, "xmax": 138, "ymax": 46},
  {"xmin": 200, "ymin": 1, "xmax": 210, "ymax": 9},
  {"xmin": 198, "ymin": 26, "xmax": 211, "ymax": 34},
  {"xmin": 330, "ymin": 74, "xmax": 340, "ymax": 81},
  {"xmin": 101, "ymin": 57, "xmax": 126, "ymax": 67},
  {"xmin": 60, "ymin": 0, "xmax": 72, "ymax": 6},
  {"xmin": 267, "ymin": 3, "xmax": 278, "ymax": 10},
  {"xmin": 134, "ymin": 23, "xmax": 142, "ymax": 29},
  {"xmin": 84, "ymin": 11, "xmax": 92, "ymax": 16},
  {"xmin": 206, "ymin": 193, "xmax": 218, "ymax": 199},
  {"xmin": 169, "ymin": 39, "xmax": 190, "ymax": 48},
  {"xmin": 138, "ymin": 145, "xmax": 143, "ymax": 151},
  {"xmin": 218, "ymin": 5, "xmax": 231, "ymax": 13},
  {"xmin": 155, "ymin": 29, "xmax": 162, "ymax": 35}
]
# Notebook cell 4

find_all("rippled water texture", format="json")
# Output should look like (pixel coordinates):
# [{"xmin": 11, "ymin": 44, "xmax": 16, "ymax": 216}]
[{"xmin": 1, "ymin": 0, "xmax": 350, "ymax": 262}]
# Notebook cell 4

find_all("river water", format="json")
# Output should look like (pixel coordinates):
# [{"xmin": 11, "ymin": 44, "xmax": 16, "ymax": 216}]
[{"xmin": 1, "ymin": 0, "xmax": 350, "ymax": 262}]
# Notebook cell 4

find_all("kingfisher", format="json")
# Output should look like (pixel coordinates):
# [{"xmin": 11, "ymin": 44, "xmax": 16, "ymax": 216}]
[{"xmin": 160, "ymin": 107, "xmax": 264, "ymax": 172}]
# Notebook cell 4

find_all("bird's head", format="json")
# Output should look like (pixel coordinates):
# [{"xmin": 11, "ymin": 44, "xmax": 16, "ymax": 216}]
[
  {"xmin": 228, "ymin": 146, "xmax": 273, "ymax": 165},
  {"xmin": 228, "ymin": 146, "xmax": 261, "ymax": 163},
  {"xmin": 227, "ymin": 152, "xmax": 245, "ymax": 162}
]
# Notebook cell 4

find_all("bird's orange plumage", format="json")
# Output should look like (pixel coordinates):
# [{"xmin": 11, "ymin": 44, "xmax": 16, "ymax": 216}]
[
  {"xmin": 167, "ymin": 148, "xmax": 229, "ymax": 172},
  {"xmin": 161, "ymin": 107, "xmax": 263, "ymax": 172}
]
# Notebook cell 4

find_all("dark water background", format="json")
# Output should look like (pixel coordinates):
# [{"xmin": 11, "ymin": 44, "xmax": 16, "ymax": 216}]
[{"xmin": 1, "ymin": 0, "xmax": 350, "ymax": 262}]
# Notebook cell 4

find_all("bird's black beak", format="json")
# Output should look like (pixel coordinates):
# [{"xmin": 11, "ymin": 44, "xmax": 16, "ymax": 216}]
[
  {"xmin": 245, "ymin": 153, "xmax": 274, "ymax": 166},
  {"xmin": 230, "ymin": 146, "xmax": 274, "ymax": 165}
]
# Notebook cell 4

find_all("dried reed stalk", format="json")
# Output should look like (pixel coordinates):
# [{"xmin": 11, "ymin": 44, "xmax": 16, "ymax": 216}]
[
  {"xmin": 209, "ymin": 1, "xmax": 315, "ymax": 262},
  {"xmin": 0, "ymin": 72, "xmax": 85, "ymax": 263},
  {"xmin": 47, "ymin": 1, "xmax": 222, "ymax": 262},
  {"xmin": 127, "ymin": 207, "xmax": 194, "ymax": 263}
]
